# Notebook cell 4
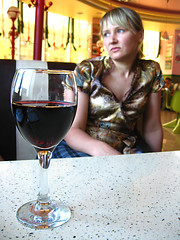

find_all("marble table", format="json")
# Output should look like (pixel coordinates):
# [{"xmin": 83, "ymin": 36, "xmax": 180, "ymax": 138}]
[{"xmin": 0, "ymin": 151, "xmax": 179, "ymax": 240}]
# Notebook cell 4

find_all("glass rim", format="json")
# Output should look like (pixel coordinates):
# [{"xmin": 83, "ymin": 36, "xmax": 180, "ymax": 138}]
[{"xmin": 15, "ymin": 68, "xmax": 74, "ymax": 75}]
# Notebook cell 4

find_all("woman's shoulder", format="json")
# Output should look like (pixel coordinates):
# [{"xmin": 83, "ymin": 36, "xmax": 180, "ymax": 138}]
[
  {"xmin": 77, "ymin": 56, "xmax": 106, "ymax": 69},
  {"xmin": 139, "ymin": 59, "xmax": 161, "ymax": 72},
  {"xmin": 74, "ymin": 56, "xmax": 107, "ymax": 91},
  {"xmin": 138, "ymin": 59, "xmax": 164, "ymax": 91},
  {"xmin": 75, "ymin": 56, "xmax": 108, "ymax": 79}
]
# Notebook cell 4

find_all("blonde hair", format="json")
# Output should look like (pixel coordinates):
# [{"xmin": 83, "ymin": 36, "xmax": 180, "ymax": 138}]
[{"xmin": 100, "ymin": 7, "xmax": 144, "ymax": 58}]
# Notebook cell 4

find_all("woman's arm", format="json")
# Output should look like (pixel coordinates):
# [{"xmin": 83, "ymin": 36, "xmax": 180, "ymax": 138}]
[
  {"xmin": 65, "ymin": 91, "xmax": 121, "ymax": 156},
  {"xmin": 143, "ymin": 91, "xmax": 163, "ymax": 152}
]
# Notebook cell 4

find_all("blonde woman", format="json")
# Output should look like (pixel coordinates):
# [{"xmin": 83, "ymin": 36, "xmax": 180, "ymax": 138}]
[{"xmin": 53, "ymin": 7, "xmax": 164, "ymax": 158}]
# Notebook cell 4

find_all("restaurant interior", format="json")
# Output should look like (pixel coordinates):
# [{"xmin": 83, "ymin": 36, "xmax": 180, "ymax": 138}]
[
  {"xmin": 1, "ymin": 0, "xmax": 180, "ymax": 160},
  {"xmin": 0, "ymin": 1, "xmax": 179, "ymax": 237}
]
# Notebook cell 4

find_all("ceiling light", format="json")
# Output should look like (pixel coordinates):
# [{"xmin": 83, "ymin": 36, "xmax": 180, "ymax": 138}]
[{"xmin": 162, "ymin": 31, "xmax": 169, "ymax": 40}]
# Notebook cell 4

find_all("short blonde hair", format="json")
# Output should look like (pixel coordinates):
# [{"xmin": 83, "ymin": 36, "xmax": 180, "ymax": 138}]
[{"xmin": 100, "ymin": 7, "xmax": 144, "ymax": 58}]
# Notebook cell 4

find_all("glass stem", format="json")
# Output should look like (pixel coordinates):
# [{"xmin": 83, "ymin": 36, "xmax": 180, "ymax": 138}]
[{"xmin": 37, "ymin": 151, "xmax": 52, "ymax": 203}]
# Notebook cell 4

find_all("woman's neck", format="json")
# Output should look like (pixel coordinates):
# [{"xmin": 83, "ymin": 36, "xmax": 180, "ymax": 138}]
[{"xmin": 111, "ymin": 57, "xmax": 138, "ymax": 78}]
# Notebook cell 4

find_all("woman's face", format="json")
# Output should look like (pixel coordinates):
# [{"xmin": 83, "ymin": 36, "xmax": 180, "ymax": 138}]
[{"xmin": 102, "ymin": 20, "xmax": 143, "ymax": 62}]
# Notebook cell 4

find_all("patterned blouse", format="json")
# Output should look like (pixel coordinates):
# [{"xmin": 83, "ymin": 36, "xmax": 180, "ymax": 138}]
[{"xmin": 74, "ymin": 56, "xmax": 164, "ymax": 154}]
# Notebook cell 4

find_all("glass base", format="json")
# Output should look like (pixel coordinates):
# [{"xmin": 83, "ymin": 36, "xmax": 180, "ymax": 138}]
[{"xmin": 16, "ymin": 200, "xmax": 71, "ymax": 229}]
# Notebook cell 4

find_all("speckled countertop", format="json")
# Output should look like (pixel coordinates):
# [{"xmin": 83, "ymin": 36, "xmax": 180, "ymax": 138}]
[{"xmin": 0, "ymin": 151, "xmax": 179, "ymax": 240}]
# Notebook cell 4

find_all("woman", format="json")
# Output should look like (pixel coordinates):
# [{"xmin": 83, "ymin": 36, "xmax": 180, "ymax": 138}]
[{"xmin": 53, "ymin": 7, "xmax": 164, "ymax": 158}]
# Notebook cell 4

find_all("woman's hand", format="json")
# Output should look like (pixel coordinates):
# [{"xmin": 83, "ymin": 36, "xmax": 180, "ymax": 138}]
[{"xmin": 90, "ymin": 140, "xmax": 121, "ymax": 156}]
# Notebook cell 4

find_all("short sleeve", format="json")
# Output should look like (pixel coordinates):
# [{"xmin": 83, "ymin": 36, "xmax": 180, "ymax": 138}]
[
  {"xmin": 74, "ymin": 60, "xmax": 93, "ymax": 94},
  {"xmin": 152, "ymin": 62, "xmax": 164, "ymax": 93}
]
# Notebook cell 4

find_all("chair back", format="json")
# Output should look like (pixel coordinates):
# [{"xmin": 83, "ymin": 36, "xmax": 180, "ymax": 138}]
[
  {"xmin": 171, "ymin": 90, "xmax": 180, "ymax": 112},
  {"xmin": 164, "ymin": 88, "xmax": 171, "ymax": 110}
]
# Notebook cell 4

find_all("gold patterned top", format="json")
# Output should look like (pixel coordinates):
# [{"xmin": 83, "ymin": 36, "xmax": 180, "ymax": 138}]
[{"xmin": 74, "ymin": 56, "xmax": 164, "ymax": 154}]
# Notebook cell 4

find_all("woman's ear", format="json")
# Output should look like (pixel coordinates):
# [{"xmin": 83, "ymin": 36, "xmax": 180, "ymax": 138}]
[{"xmin": 138, "ymin": 30, "xmax": 144, "ymax": 43}]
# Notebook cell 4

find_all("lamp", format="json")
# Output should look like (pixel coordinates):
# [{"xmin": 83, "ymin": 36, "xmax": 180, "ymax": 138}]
[
  {"xmin": 162, "ymin": 31, "xmax": 169, "ymax": 40},
  {"xmin": 161, "ymin": 0, "xmax": 169, "ymax": 40},
  {"xmin": 7, "ymin": 6, "xmax": 20, "ymax": 59},
  {"xmin": 28, "ymin": 0, "xmax": 53, "ymax": 10}
]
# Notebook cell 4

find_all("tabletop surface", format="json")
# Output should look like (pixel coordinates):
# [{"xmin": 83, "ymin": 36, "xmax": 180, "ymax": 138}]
[{"xmin": 0, "ymin": 151, "xmax": 179, "ymax": 240}]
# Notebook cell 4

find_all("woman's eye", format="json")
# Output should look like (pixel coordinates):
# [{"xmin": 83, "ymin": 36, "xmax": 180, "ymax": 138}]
[
  {"xmin": 103, "ymin": 32, "xmax": 110, "ymax": 37},
  {"xmin": 117, "ymin": 29, "xmax": 124, "ymax": 33}
]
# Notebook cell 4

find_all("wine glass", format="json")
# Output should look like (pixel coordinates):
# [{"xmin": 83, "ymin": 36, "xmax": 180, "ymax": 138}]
[{"xmin": 10, "ymin": 68, "xmax": 77, "ymax": 229}]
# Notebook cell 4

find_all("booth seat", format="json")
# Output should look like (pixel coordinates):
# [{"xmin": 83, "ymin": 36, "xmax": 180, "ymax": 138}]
[{"xmin": 0, "ymin": 59, "xmax": 76, "ymax": 160}]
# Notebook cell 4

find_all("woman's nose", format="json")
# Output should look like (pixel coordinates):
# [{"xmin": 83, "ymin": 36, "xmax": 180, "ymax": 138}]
[{"xmin": 110, "ymin": 33, "xmax": 118, "ymax": 43}]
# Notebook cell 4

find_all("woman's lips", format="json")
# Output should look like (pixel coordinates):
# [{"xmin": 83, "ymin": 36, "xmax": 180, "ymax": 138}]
[{"xmin": 111, "ymin": 47, "xmax": 120, "ymax": 52}]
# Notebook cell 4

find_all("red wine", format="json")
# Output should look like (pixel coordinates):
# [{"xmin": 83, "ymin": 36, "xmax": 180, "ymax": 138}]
[{"xmin": 12, "ymin": 101, "xmax": 76, "ymax": 150}]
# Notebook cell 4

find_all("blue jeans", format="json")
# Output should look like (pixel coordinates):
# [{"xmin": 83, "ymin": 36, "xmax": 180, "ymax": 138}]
[{"xmin": 52, "ymin": 140, "xmax": 91, "ymax": 158}]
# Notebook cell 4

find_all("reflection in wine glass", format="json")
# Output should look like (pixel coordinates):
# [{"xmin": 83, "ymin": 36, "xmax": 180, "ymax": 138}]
[{"xmin": 11, "ymin": 69, "xmax": 77, "ymax": 229}]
